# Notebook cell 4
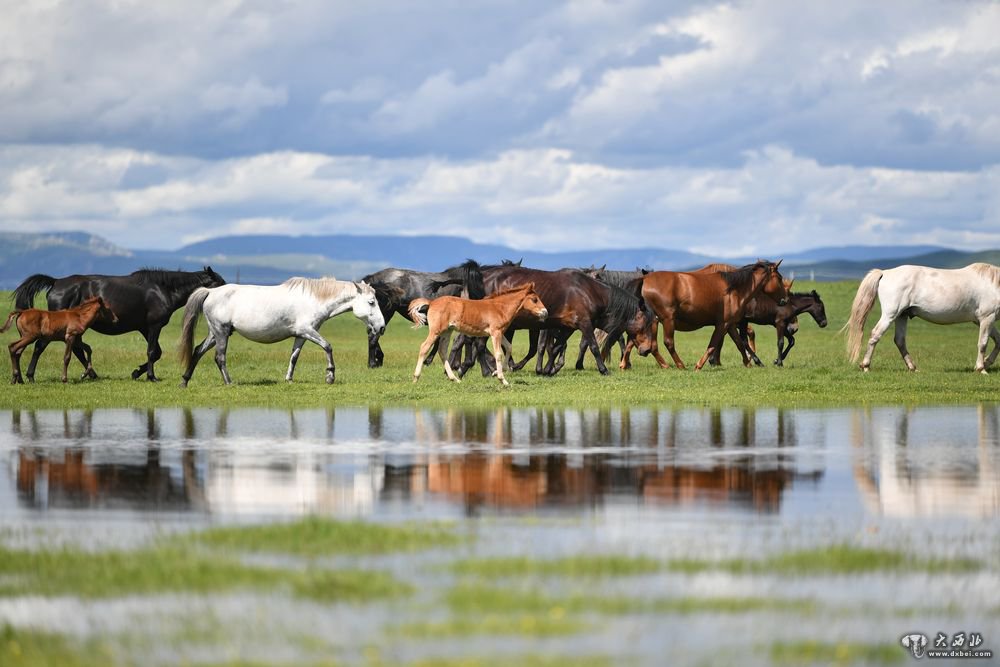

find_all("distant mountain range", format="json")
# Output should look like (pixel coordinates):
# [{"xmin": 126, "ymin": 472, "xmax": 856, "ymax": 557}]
[{"xmin": 1, "ymin": 231, "xmax": 997, "ymax": 288}]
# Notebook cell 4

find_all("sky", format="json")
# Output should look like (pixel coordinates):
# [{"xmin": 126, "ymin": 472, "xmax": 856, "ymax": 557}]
[{"xmin": 1, "ymin": 0, "xmax": 999, "ymax": 256}]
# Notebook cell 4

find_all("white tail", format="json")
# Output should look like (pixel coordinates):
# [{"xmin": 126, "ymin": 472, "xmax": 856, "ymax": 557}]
[{"xmin": 843, "ymin": 269, "xmax": 883, "ymax": 362}]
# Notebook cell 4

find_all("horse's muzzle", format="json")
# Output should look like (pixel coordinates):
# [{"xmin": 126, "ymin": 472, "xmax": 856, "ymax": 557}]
[
  {"xmin": 819, "ymin": 320, "xmax": 828, "ymax": 328},
  {"xmin": 538, "ymin": 309, "xmax": 548, "ymax": 321},
  {"xmin": 778, "ymin": 298, "xmax": 788, "ymax": 306}
]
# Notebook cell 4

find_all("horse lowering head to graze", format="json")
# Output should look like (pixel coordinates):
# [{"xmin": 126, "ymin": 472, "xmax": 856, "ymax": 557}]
[
  {"xmin": 627, "ymin": 260, "xmax": 786, "ymax": 371},
  {"xmin": 3, "ymin": 297, "xmax": 118, "ymax": 384},
  {"xmin": 178, "ymin": 278, "xmax": 385, "ymax": 387},
  {"xmin": 844, "ymin": 263, "xmax": 1000, "ymax": 374},
  {"xmin": 11, "ymin": 266, "xmax": 225, "ymax": 382},
  {"xmin": 408, "ymin": 283, "xmax": 547, "ymax": 387}
]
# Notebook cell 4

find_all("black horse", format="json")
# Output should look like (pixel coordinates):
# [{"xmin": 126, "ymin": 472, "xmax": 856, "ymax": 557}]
[
  {"xmin": 361, "ymin": 262, "xmax": 485, "ymax": 368},
  {"xmin": 735, "ymin": 289, "xmax": 828, "ymax": 366},
  {"xmin": 12, "ymin": 267, "xmax": 225, "ymax": 382}
]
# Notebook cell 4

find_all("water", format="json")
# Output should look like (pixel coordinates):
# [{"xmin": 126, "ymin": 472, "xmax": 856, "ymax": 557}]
[{"xmin": 1, "ymin": 405, "xmax": 998, "ymax": 665}]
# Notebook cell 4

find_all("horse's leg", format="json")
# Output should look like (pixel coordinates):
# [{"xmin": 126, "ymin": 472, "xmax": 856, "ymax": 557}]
[
  {"xmin": 620, "ymin": 338, "xmax": 634, "ymax": 370},
  {"xmin": 730, "ymin": 326, "xmax": 761, "ymax": 367},
  {"xmin": 490, "ymin": 331, "xmax": 509, "ymax": 386},
  {"xmin": 24, "ymin": 338, "xmax": 50, "ymax": 383},
  {"xmin": 425, "ymin": 338, "xmax": 440, "ymax": 366},
  {"xmin": 579, "ymin": 322, "xmax": 610, "ymax": 375},
  {"xmin": 132, "ymin": 325, "xmax": 164, "ymax": 381},
  {"xmin": 10, "ymin": 338, "xmax": 31, "ymax": 384},
  {"xmin": 285, "ymin": 337, "xmax": 306, "ymax": 381},
  {"xmin": 438, "ymin": 329, "xmax": 461, "ymax": 382},
  {"xmin": 179, "ymin": 333, "xmax": 216, "ymax": 388},
  {"xmin": 660, "ymin": 317, "xmax": 686, "ymax": 369},
  {"xmin": 781, "ymin": 330, "xmax": 796, "ymax": 363},
  {"xmin": 369, "ymin": 310, "xmax": 393, "ymax": 368},
  {"xmin": 213, "ymin": 328, "xmax": 234, "ymax": 385},
  {"xmin": 774, "ymin": 322, "xmax": 787, "ymax": 367},
  {"xmin": 413, "ymin": 330, "xmax": 441, "ymax": 382},
  {"xmin": 62, "ymin": 336, "xmax": 75, "ymax": 383},
  {"xmin": 574, "ymin": 335, "xmax": 588, "ymax": 371},
  {"xmin": 892, "ymin": 315, "xmax": 917, "ymax": 372},
  {"xmin": 512, "ymin": 330, "xmax": 538, "ymax": 371},
  {"xmin": 76, "ymin": 339, "xmax": 97, "ymax": 380},
  {"xmin": 536, "ymin": 330, "xmax": 549, "ymax": 375},
  {"xmin": 746, "ymin": 324, "xmax": 757, "ymax": 355},
  {"xmin": 860, "ymin": 310, "xmax": 895, "ymax": 372},
  {"xmin": 974, "ymin": 315, "xmax": 997, "ymax": 374},
  {"xmin": 695, "ymin": 325, "xmax": 727, "ymax": 371},
  {"xmin": 296, "ymin": 326, "xmax": 336, "ymax": 384},
  {"xmin": 985, "ymin": 324, "xmax": 1000, "ymax": 369},
  {"xmin": 549, "ymin": 330, "xmax": 570, "ymax": 375}
]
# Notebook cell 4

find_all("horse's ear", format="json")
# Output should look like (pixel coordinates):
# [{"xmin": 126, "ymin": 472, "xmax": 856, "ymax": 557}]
[
  {"xmin": 204, "ymin": 265, "xmax": 212, "ymax": 272},
  {"xmin": 599, "ymin": 263, "xmax": 606, "ymax": 271},
  {"xmin": 641, "ymin": 268, "xmax": 650, "ymax": 275},
  {"xmin": 774, "ymin": 259, "xmax": 782, "ymax": 269},
  {"xmin": 812, "ymin": 290, "xmax": 819, "ymax": 297},
  {"xmin": 355, "ymin": 282, "xmax": 363, "ymax": 293}
]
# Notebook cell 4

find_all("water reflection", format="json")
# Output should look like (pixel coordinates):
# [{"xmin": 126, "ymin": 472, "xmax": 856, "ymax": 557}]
[{"xmin": 1, "ymin": 405, "xmax": 998, "ymax": 519}]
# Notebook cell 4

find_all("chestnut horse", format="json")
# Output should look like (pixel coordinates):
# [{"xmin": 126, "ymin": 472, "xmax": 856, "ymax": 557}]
[
  {"xmin": 2, "ymin": 297, "xmax": 117, "ymax": 384},
  {"xmin": 409, "ymin": 283, "xmax": 548, "ymax": 386},
  {"xmin": 625, "ymin": 260, "xmax": 787, "ymax": 370}
]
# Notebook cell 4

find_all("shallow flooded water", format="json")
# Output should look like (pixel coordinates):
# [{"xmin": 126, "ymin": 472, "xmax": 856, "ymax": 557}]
[{"xmin": 1, "ymin": 405, "xmax": 998, "ymax": 666}]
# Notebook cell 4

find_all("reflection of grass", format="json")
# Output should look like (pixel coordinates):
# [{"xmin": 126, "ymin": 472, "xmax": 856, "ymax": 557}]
[
  {"xmin": 408, "ymin": 657, "xmax": 615, "ymax": 667},
  {"xmin": 192, "ymin": 517, "xmax": 461, "ymax": 556},
  {"xmin": 450, "ymin": 555, "xmax": 661, "ymax": 578},
  {"xmin": 668, "ymin": 545, "xmax": 982, "ymax": 575},
  {"xmin": 0, "ymin": 544, "xmax": 408, "ymax": 602},
  {"xmin": 445, "ymin": 584, "xmax": 817, "ymax": 616},
  {"xmin": 769, "ymin": 640, "xmax": 904, "ymax": 665}
]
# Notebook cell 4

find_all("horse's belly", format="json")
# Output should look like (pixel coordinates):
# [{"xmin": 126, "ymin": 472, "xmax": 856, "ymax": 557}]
[
  {"xmin": 909, "ymin": 307, "xmax": 975, "ymax": 325},
  {"xmin": 238, "ymin": 328, "xmax": 290, "ymax": 344}
]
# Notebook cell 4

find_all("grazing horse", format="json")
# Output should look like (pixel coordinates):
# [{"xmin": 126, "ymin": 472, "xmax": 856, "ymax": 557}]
[
  {"xmin": 455, "ymin": 262, "xmax": 656, "ymax": 377},
  {"xmin": 178, "ymin": 278, "xmax": 385, "ymax": 386},
  {"xmin": 409, "ymin": 283, "xmax": 548, "ymax": 386},
  {"xmin": 12, "ymin": 267, "xmax": 225, "ymax": 382},
  {"xmin": 626, "ymin": 260, "xmax": 788, "ymax": 370},
  {"xmin": 3, "ymin": 297, "xmax": 117, "ymax": 384},
  {"xmin": 361, "ymin": 262, "xmax": 486, "ymax": 368},
  {"xmin": 845, "ymin": 263, "xmax": 1000, "ymax": 374}
]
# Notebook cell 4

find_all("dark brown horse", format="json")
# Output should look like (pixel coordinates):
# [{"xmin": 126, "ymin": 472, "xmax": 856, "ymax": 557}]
[
  {"xmin": 454, "ymin": 262, "xmax": 656, "ymax": 376},
  {"xmin": 3, "ymin": 297, "xmax": 117, "ymax": 384},
  {"xmin": 624, "ymin": 260, "xmax": 787, "ymax": 370},
  {"xmin": 739, "ymin": 286, "xmax": 828, "ymax": 366}
]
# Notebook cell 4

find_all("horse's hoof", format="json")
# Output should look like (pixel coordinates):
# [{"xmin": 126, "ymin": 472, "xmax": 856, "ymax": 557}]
[
  {"xmin": 326, "ymin": 377, "xmax": 335, "ymax": 385},
  {"xmin": 25, "ymin": 376, "xmax": 34, "ymax": 384},
  {"xmin": 148, "ymin": 376, "xmax": 160, "ymax": 383},
  {"xmin": 131, "ymin": 369, "xmax": 142, "ymax": 380},
  {"xmin": 179, "ymin": 381, "xmax": 188, "ymax": 388}
]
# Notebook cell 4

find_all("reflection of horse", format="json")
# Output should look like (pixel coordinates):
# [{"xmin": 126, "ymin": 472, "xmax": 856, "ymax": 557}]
[
  {"xmin": 179, "ymin": 278, "xmax": 385, "ymax": 386},
  {"xmin": 12, "ymin": 267, "xmax": 225, "ymax": 381},
  {"xmin": 846, "ymin": 263, "xmax": 1000, "ymax": 373},
  {"xmin": 409, "ymin": 283, "xmax": 548, "ymax": 386},
  {"xmin": 3, "ymin": 297, "xmax": 117, "ymax": 384},
  {"xmin": 624, "ymin": 261, "xmax": 788, "ymax": 370}
]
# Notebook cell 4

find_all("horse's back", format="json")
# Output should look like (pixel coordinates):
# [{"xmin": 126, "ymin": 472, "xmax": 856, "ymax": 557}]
[{"xmin": 879, "ymin": 264, "xmax": 1000, "ymax": 322}]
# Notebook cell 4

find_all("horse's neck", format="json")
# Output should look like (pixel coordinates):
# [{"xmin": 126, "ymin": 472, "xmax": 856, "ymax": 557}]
[
  {"xmin": 163, "ymin": 275, "xmax": 208, "ymax": 308},
  {"xmin": 786, "ymin": 294, "xmax": 814, "ymax": 316},
  {"xmin": 496, "ymin": 291, "xmax": 529, "ymax": 319},
  {"xmin": 319, "ymin": 289, "xmax": 357, "ymax": 318}
]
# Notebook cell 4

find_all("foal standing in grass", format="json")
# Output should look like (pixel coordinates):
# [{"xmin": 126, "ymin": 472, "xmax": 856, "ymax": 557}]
[
  {"xmin": 2, "ymin": 297, "xmax": 117, "ymax": 384},
  {"xmin": 409, "ymin": 283, "xmax": 548, "ymax": 386}
]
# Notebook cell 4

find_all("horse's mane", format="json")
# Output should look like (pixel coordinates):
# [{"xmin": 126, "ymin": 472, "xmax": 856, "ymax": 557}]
[
  {"xmin": 443, "ymin": 259, "xmax": 486, "ymax": 299},
  {"xmin": 599, "ymin": 281, "xmax": 652, "ymax": 334},
  {"xmin": 282, "ymin": 276, "xmax": 363, "ymax": 301},
  {"xmin": 720, "ymin": 261, "xmax": 772, "ymax": 294},
  {"xmin": 361, "ymin": 270, "xmax": 406, "ymax": 308},
  {"xmin": 133, "ymin": 267, "xmax": 206, "ymax": 288},
  {"xmin": 971, "ymin": 263, "xmax": 1000, "ymax": 287}
]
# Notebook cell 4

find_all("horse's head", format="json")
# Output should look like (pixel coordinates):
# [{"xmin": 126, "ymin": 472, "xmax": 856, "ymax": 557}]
[
  {"xmin": 352, "ymin": 281, "xmax": 386, "ymax": 338},
  {"xmin": 517, "ymin": 282, "xmax": 548, "ymax": 321},
  {"xmin": 83, "ymin": 296, "xmax": 119, "ymax": 324},
  {"xmin": 759, "ymin": 260, "xmax": 788, "ymax": 306},
  {"xmin": 200, "ymin": 266, "xmax": 227, "ymax": 288},
  {"xmin": 626, "ymin": 297, "xmax": 657, "ymax": 357},
  {"xmin": 808, "ymin": 290, "xmax": 828, "ymax": 328}
]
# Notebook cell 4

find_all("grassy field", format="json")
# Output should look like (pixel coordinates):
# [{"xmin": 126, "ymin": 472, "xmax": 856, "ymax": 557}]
[{"xmin": 2, "ymin": 280, "xmax": 999, "ymax": 409}]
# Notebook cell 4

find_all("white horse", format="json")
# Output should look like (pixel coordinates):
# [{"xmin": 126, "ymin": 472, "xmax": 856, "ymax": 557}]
[
  {"xmin": 845, "ymin": 263, "xmax": 1000, "ymax": 374},
  {"xmin": 178, "ymin": 277, "xmax": 385, "ymax": 386}
]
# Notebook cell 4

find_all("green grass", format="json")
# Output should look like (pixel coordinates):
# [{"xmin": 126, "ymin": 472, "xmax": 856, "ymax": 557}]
[
  {"xmin": 0, "ymin": 625, "xmax": 124, "ymax": 667},
  {"xmin": 0, "ymin": 543, "xmax": 408, "ymax": 602},
  {"xmin": 449, "ymin": 546, "xmax": 982, "ymax": 579},
  {"xmin": 3, "ymin": 280, "xmax": 1000, "ymax": 409},
  {"xmin": 395, "ymin": 614, "xmax": 588, "ymax": 639},
  {"xmin": 768, "ymin": 640, "xmax": 905, "ymax": 665},
  {"xmin": 406, "ymin": 656, "xmax": 615, "ymax": 667},
  {"xmin": 191, "ymin": 517, "xmax": 462, "ymax": 556}
]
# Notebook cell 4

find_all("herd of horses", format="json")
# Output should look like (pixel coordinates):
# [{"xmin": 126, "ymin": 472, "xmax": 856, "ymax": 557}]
[{"xmin": 3, "ymin": 257, "xmax": 1000, "ymax": 385}]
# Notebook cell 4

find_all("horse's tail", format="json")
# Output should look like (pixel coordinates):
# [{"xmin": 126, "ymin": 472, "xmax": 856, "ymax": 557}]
[
  {"xmin": 178, "ymin": 287, "xmax": 211, "ymax": 368},
  {"xmin": 408, "ymin": 298, "xmax": 431, "ymax": 328},
  {"xmin": 12, "ymin": 274, "xmax": 56, "ymax": 309},
  {"xmin": 0, "ymin": 311, "xmax": 20, "ymax": 334},
  {"xmin": 843, "ymin": 269, "xmax": 883, "ymax": 362}
]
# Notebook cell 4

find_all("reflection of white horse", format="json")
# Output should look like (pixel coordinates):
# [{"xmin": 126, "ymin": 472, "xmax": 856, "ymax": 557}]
[
  {"xmin": 179, "ymin": 278, "xmax": 385, "ymax": 386},
  {"xmin": 845, "ymin": 263, "xmax": 1000, "ymax": 373}
]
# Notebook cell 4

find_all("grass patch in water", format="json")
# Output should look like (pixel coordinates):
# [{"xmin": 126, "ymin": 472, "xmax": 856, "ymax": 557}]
[
  {"xmin": 0, "ymin": 544, "xmax": 408, "ymax": 602},
  {"xmin": 191, "ymin": 516, "xmax": 462, "ymax": 556},
  {"xmin": 0, "ymin": 625, "xmax": 124, "ymax": 667},
  {"xmin": 396, "ymin": 614, "xmax": 587, "ymax": 639},
  {"xmin": 668, "ymin": 545, "xmax": 982, "ymax": 575},
  {"xmin": 769, "ymin": 640, "xmax": 904, "ymax": 665},
  {"xmin": 445, "ymin": 584, "xmax": 817, "ymax": 616},
  {"xmin": 449, "ymin": 554, "xmax": 662, "ymax": 578}
]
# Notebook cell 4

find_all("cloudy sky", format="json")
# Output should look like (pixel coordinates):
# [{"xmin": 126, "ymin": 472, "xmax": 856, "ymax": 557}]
[{"xmin": 1, "ymin": 0, "xmax": 999, "ymax": 255}]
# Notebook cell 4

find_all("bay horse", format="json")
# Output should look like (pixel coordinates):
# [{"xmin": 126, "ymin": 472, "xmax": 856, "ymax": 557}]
[
  {"xmin": 452, "ymin": 262, "xmax": 657, "ymax": 377},
  {"xmin": 12, "ymin": 267, "xmax": 225, "ymax": 382},
  {"xmin": 409, "ymin": 283, "xmax": 548, "ymax": 386},
  {"xmin": 845, "ymin": 263, "xmax": 1000, "ymax": 374},
  {"xmin": 361, "ymin": 262, "xmax": 486, "ymax": 368},
  {"xmin": 3, "ymin": 297, "xmax": 117, "ymax": 384},
  {"xmin": 625, "ymin": 260, "xmax": 787, "ymax": 370},
  {"xmin": 178, "ymin": 278, "xmax": 385, "ymax": 386}
]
